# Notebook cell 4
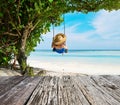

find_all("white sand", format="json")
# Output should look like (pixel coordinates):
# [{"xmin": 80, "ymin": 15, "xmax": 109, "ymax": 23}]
[
  {"xmin": 27, "ymin": 60, "xmax": 120, "ymax": 75},
  {"xmin": 1, "ymin": 60, "xmax": 119, "ymax": 76},
  {"xmin": 0, "ymin": 68, "xmax": 21, "ymax": 76}
]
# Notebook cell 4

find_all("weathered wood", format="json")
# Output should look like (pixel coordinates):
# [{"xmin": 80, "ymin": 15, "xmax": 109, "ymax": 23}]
[
  {"xmin": 102, "ymin": 75, "xmax": 120, "ymax": 87},
  {"xmin": 0, "ymin": 76, "xmax": 40, "ymax": 105},
  {"xmin": 0, "ymin": 75, "xmax": 120, "ymax": 105},
  {"xmin": 74, "ymin": 75, "xmax": 120, "ymax": 105},
  {"xmin": 60, "ymin": 76, "xmax": 90, "ymax": 105},
  {"xmin": 0, "ymin": 76, "xmax": 26, "ymax": 96},
  {"xmin": 91, "ymin": 76, "xmax": 120, "ymax": 103},
  {"xmin": 0, "ymin": 76, "xmax": 11, "ymax": 83},
  {"xmin": 26, "ymin": 76, "xmax": 57, "ymax": 105}
]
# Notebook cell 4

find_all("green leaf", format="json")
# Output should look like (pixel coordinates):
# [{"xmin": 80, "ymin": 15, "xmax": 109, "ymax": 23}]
[
  {"xmin": 49, "ymin": 0, "xmax": 53, "ymax": 3},
  {"xmin": 0, "ymin": 12, "xmax": 3, "ymax": 17},
  {"xmin": 3, "ymin": 57, "xmax": 7, "ymax": 61},
  {"xmin": 34, "ymin": 2, "xmax": 39, "ymax": 11},
  {"xmin": 8, "ymin": 0, "xmax": 14, "ymax": 3}
]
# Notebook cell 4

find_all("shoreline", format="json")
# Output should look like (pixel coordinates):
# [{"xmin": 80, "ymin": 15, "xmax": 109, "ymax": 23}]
[
  {"xmin": 0, "ymin": 67, "xmax": 84, "ymax": 76},
  {"xmin": 27, "ymin": 59, "xmax": 120, "ymax": 75},
  {"xmin": 1, "ymin": 59, "xmax": 120, "ymax": 76}
]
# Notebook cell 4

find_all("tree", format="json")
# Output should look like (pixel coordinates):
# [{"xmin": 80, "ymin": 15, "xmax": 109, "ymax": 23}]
[{"xmin": 0, "ymin": 0, "xmax": 120, "ymax": 75}]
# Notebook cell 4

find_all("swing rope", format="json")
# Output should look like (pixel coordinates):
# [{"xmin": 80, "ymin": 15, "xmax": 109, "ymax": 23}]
[
  {"xmin": 52, "ymin": 23, "xmax": 55, "ymax": 38},
  {"xmin": 63, "ymin": 14, "xmax": 65, "ymax": 35},
  {"xmin": 52, "ymin": 14, "xmax": 65, "ymax": 38}
]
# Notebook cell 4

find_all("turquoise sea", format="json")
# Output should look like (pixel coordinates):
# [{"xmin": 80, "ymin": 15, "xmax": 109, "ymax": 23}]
[{"xmin": 28, "ymin": 49, "xmax": 120, "ymax": 65}]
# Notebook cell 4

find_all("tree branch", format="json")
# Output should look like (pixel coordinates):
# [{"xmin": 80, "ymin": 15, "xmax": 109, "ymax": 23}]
[
  {"xmin": 3, "ymin": 32, "xmax": 19, "ymax": 36},
  {"xmin": 6, "ymin": 9, "xmax": 21, "ymax": 36},
  {"xmin": 17, "ymin": 0, "xmax": 21, "ymax": 24},
  {"xmin": 0, "ymin": 39, "xmax": 18, "ymax": 49},
  {"xmin": 31, "ymin": 20, "xmax": 41, "ymax": 31}
]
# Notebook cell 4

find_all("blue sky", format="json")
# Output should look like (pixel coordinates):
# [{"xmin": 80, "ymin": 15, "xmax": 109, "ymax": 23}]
[{"xmin": 37, "ymin": 10, "xmax": 120, "ymax": 50}]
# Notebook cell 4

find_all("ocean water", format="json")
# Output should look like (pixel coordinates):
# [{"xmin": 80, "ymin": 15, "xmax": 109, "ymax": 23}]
[{"xmin": 28, "ymin": 49, "xmax": 120, "ymax": 65}]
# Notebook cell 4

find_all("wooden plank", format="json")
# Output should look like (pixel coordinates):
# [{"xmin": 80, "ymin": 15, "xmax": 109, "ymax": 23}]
[
  {"xmin": 61, "ymin": 76, "xmax": 90, "ymax": 105},
  {"xmin": 75, "ymin": 75, "xmax": 120, "ymax": 105},
  {"xmin": 26, "ymin": 76, "xmax": 90, "ymax": 105},
  {"xmin": 26, "ymin": 77, "xmax": 50, "ymax": 105},
  {"xmin": 102, "ymin": 75, "xmax": 120, "ymax": 87},
  {"xmin": 46, "ymin": 76, "xmax": 58, "ymax": 105},
  {"xmin": 0, "ymin": 75, "xmax": 120, "ymax": 105},
  {"xmin": 91, "ymin": 75, "xmax": 120, "ymax": 103},
  {"xmin": 0, "ymin": 76, "xmax": 11, "ymax": 83},
  {"xmin": 0, "ymin": 76, "xmax": 41, "ymax": 105},
  {"xmin": 27, "ymin": 76, "xmax": 59, "ymax": 105},
  {"xmin": 0, "ymin": 76, "xmax": 26, "ymax": 96}
]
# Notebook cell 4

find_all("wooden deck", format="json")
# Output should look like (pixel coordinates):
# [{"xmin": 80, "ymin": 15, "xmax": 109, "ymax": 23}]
[{"xmin": 0, "ymin": 75, "xmax": 120, "ymax": 105}]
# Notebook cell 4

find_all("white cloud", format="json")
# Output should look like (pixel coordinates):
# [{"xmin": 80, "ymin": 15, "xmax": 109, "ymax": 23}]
[
  {"xmin": 92, "ymin": 10, "xmax": 120, "ymax": 39},
  {"xmin": 65, "ymin": 10, "xmax": 120, "ymax": 49}
]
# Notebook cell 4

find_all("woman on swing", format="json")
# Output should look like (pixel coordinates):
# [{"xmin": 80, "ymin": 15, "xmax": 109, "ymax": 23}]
[{"xmin": 51, "ymin": 33, "xmax": 68, "ymax": 54}]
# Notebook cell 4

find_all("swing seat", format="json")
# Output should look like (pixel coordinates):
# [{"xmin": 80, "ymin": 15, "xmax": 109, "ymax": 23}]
[
  {"xmin": 53, "ymin": 48, "xmax": 68, "ymax": 54},
  {"xmin": 52, "ymin": 33, "xmax": 68, "ymax": 54}
]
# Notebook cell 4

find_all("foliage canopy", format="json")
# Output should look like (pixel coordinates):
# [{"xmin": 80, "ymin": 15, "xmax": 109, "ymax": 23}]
[{"xmin": 0, "ymin": 0, "xmax": 120, "ymax": 74}]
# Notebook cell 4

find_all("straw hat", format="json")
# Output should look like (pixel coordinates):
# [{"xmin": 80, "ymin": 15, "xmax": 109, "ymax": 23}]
[{"xmin": 53, "ymin": 33, "xmax": 66, "ymax": 45}]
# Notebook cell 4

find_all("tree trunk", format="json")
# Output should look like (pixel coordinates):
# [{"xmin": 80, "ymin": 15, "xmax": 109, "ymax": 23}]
[
  {"xmin": 17, "ymin": 48, "xmax": 27, "ymax": 75},
  {"xmin": 17, "ymin": 24, "xmax": 31, "ymax": 75}
]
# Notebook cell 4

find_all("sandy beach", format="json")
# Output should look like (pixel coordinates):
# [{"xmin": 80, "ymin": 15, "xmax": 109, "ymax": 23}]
[
  {"xmin": 0, "ymin": 68, "xmax": 21, "ymax": 76},
  {"xmin": 25, "ymin": 49, "xmax": 120, "ymax": 76},
  {"xmin": 27, "ymin": 59, "xmax": 120, "ymax": 75},
  {"xmin": 1, "ymin": 59, "xmax": 120, "ymax": 76}
]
